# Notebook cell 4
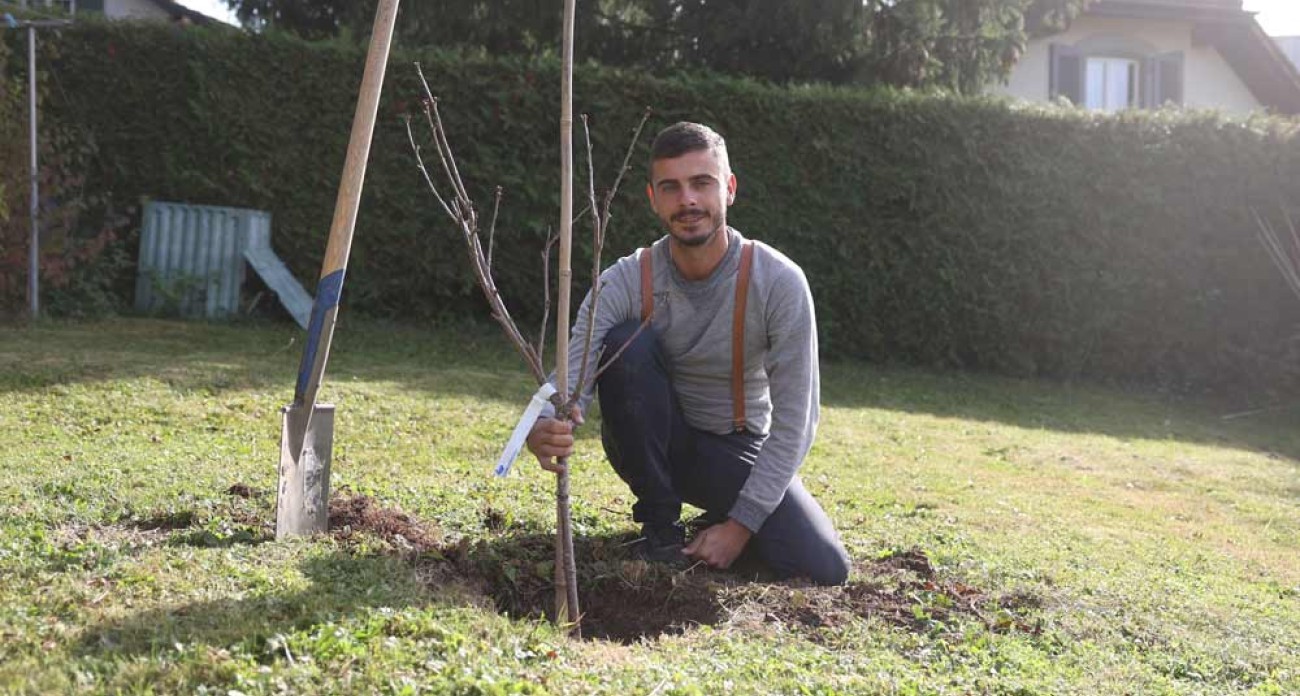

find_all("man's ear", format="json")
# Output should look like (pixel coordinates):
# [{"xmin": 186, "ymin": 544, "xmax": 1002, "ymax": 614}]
[
  {"xmin": 726, "ymin": 173, "xmax": 738, "ymax": 205},
  {"xmin": 646, "ymin": 182, "xmax": 655, "ymax": 205}
]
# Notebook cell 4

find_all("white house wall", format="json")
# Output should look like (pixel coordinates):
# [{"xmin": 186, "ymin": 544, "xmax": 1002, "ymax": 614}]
[
  {"xmin": 1277, "ymin": 37, "xmax": 1300, "ymax": 70},
  {"xmin": 992, "ymin": 16, "xmax": 1262, "ymax": 114},
  {"xmin": 104, "ymin": 0, "xmax": 170, "ymax": 20}
]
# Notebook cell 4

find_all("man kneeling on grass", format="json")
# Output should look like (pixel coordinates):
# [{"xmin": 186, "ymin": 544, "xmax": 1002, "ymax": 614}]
[{"xmin": 526, "ymin": 121, "xmax": 850, "ymax": 586}]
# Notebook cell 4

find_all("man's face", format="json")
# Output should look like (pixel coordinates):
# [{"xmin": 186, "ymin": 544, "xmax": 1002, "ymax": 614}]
[{"xmin": 647, "ymin": 147, "xmax": 737, "ymax": 248}]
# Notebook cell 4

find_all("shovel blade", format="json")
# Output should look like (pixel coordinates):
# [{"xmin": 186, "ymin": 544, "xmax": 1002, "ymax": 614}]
[{"xmin": 276, "ymin": 403, "xmax": 335, "ymax": 539}]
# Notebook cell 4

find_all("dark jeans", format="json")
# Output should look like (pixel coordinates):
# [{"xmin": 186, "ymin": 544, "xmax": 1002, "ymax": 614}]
[{"xmin": 597, "ymin": 320, "xmax": 851, "ymax": 586}]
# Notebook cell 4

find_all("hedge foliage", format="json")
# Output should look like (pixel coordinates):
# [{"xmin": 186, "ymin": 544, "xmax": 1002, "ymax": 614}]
[{"xmin": 11, "ymin": 21, "xmax": 1300, "ymax": 396}]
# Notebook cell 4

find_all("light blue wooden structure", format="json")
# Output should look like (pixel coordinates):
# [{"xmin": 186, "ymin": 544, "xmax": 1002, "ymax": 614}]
[{"xmin": 134, "ymin": 201, "xmax": 312, "ymax": 329}]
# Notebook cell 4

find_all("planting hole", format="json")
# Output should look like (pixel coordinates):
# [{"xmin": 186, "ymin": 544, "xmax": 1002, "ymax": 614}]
[{"xmin": 324, "ymin": 495, "xmax": 1038, "ymax": 643}]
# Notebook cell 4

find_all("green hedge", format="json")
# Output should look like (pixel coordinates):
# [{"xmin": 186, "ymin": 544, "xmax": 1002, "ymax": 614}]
[{"xmin": 11, "ymin": 22, "xmax": 1300, "ymax": 396}]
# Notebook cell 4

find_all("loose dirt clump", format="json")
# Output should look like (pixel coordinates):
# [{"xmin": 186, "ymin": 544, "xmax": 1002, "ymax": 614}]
[
  {"xmin": 872, "ymin": 547, "xmax": 935, "ymax": 576},
  {"xmin": 481, "ymin": 507, "xmax": 508, "ymax": 532},
  {"xmin": 328, "ymin": 494, "xmax": 444, "ymax": 552},
  {"xmin": 225, "ymin": 483, "xmax": 258, "ymax": 499}
]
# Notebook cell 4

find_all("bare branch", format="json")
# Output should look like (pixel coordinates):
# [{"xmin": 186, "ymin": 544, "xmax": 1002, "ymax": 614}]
[
  {"xmin": 573, "ymin": 114, "xmax": 603, "ymax": 399},
  {"xmin": 582, "ymin": 311, "xmax": 655, "ymax": 394},
  {"xmin": 538, "ymin": 228, "xmax": 559, "ymax": 368},
  {"xmin": 413, "ymin": 64, "xmax": 467, "ymax": 210},
  {"xmin": 403, "ymin": 115, "xmax": 455, "ymax": 222},
  {"xmin": 475, "ymin": 248, "xmax": 546, "ymax": 381},
  {"xmin": 572, "ymin": 111, "xmax": 652, "ymax": 401},
  {"xmin": 488, "ymin": 187, "xmax": 502, "ymax": 272},
  {"xmin": 601, "ymin": 107, "xmax": 653, "ymax": 223},
  {"xmin": 582, "ymin": 114, "xmax": 600, "ymax": 229},
  {"xmin": 429, "ymin": 100, "xmax": 473, "ymax": 212},
  {"xmin": 409, "ymin": 76, "xmax": 545, "ymax": 383},
  {"xmin": 1253, "ymin": 207, "xmax": 1300, "ymax": 301},
  {"xmin": 415, "ymin": 63, "xmax": 473, "ymax": 210},
  {"xmin": 1284, "ymin": 206, "xmax": 1300, "ymax": 267},
  {"xmin": 418, "ymin": 101, "xmax": 473, "ymax": 227},
  {"xmin": 422, "ymin": 99, "xmax": 468, "ymax": 218}
]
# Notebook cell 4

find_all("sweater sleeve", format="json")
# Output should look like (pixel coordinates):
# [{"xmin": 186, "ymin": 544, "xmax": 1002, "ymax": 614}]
[{"xmin": 727, "ymin": 263, "xmax": 820, "ymax": 532}]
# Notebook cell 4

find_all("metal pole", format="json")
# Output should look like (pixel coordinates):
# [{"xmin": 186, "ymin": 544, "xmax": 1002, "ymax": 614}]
[{"xmin": 27, "ymin": 24, "xmax": 38, "ymax": 319}]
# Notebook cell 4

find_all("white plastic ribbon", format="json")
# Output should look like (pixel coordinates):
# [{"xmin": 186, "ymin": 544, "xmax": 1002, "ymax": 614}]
[{"xmin": 493, "ymin": 382, "xmax": 558, "ymax": 477}]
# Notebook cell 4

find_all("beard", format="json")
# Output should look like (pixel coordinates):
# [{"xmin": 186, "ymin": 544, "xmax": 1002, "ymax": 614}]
[{"xmin": 669, "ymin": 211, "xmax": 723, "ymax": 247}]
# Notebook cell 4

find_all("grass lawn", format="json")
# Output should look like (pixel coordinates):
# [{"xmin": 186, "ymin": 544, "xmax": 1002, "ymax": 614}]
[{"xmin": 1, "ymin": 317, "xmax": 1297, "ymax": 695}]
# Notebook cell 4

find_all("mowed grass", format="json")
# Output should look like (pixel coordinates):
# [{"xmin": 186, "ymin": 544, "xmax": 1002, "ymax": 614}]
[{"xmin": 1, "ymin": 317, "xmax": 1297, "ymax": 695}]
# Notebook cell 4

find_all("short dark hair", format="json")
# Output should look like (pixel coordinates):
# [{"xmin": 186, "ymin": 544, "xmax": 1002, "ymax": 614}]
[{"xmin": 649, "ymin": 122, "xmax": 729, "ymax": 176}]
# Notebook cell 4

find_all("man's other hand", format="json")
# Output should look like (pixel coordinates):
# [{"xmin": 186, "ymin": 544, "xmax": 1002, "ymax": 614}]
[
  {"xmin": 525, "ymin": 409, "xmax": 583, "ymax": 474},
  {"xmin": 683, "ymin": 519, "xmax": 752, "ymax": 569}
]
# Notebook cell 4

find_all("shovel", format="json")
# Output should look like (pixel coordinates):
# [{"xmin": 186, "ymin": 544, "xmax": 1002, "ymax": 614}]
[{"xmin": 275, "ymin": 0, "xmax": 401, "ymax": 539}]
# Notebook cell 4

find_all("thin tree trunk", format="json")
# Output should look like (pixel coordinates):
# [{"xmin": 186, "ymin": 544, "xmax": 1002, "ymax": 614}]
[{"xmin": 409, "ymin": 6, "xmax": 649, "ymax": 637}]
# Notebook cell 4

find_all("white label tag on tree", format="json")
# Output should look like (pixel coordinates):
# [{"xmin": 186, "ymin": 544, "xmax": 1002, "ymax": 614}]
[{"xmin": 493, "ymin": 382, "xmax": 558, "ymax": 477}]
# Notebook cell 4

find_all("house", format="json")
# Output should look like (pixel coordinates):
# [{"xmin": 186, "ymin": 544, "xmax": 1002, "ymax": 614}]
[
  {"xmin": 14, "ymin": 0, "xmax": 216, "ymax": 24},
  {"xmin": 992, "ymin": 0, "xmax": 1300, "ymax": 115}
]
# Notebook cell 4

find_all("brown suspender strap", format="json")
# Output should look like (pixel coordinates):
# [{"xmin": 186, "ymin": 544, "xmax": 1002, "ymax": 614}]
[
  {"xmin": 732, "ymin": 241, "xmax": 755, "ymax": 431},
  {"xmin": 639, "ymin": 248, "xmax": 653, "ymax": 322}
]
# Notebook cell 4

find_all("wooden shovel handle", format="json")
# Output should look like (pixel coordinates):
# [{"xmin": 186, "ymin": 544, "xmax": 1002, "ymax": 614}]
[{"xmin": 294, "ymin": 0, "xmax": 401, "ymax": 410}]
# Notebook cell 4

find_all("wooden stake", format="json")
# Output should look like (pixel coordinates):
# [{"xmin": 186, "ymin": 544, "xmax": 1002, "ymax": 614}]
[{"xmin": 554, "ymin": 0, "xmax": 582, "ymax": 635}]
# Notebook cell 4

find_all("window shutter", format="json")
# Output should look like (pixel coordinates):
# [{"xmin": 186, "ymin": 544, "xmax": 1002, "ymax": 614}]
[
  {"xmin": 1140, "ymin": 52, "xmax": 1183, "ymax": 108},
  {"xmin": 1144, "ymin": 51, "xmax": 1185, "ymax": 107},
  {"xmin": 1140, "ymin": 57, "xmax": 1157, "ymax": 107},
  {"xmin": 1155, "ymin": 51, "xmax": 1184, "ymax": 106},
  {"xmin": 1049, "ymin": 43, "xmax": 1084, "ymax": 105}
]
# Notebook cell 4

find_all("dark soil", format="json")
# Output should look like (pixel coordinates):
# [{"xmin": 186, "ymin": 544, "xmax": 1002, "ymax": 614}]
[
  {"xmin": 721, "ymin": 551, "xmax": 992, "ymax": 637},
  {"xmin": 327, "ymin": 494, "xmax": 443, "ymax": 552},
  {"xmin": 321, "ymin": 493, "xmax": 1040, "ymax": 644},
  {"xmin": 450, "ymin": 532, "xmax": 722, "ymax": 643},
  {"xmin": 225, "ymin": 483, "xmax": 258, "ymax": 499},
  {"xmin": 131, "ymin": 510, "xmax": 197, "ymax": 531}
]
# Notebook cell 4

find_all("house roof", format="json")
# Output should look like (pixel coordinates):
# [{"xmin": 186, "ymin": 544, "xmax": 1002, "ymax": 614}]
[
  {"xmin": 1077, "ymin": 0, "xmax": 1300, "ymax": 114},
  {"xmin": 142, "ymin": 0, "xmax": 221, "ymax": 26},
  {"xmin": 1087, "ymin": 0, "xmax": 1252, "ymax": 23}
]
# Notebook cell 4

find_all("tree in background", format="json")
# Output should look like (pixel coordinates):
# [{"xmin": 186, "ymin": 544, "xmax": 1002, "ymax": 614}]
[{"xmin": 229, "ymin": 0, "xmax": 1093, "ymax": 92}]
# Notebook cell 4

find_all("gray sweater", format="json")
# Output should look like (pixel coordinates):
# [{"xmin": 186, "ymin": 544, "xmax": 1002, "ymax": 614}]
[{"xmin": 547, "ymin": 227, "xmax": 820, "ymax": 532}]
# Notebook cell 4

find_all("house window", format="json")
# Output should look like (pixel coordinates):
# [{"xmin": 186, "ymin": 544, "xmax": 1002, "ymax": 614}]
[
  {"xmin": 1050, "ymin": 42, "xmax": 1184, "ymax": 110},
  {"xmin": 17, "ymin": 0, "xmax": 82, "ymax": 14},
  {"xmin": 1084, "ymin": 57, "xmax": 1139, "ymax": 111}
]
